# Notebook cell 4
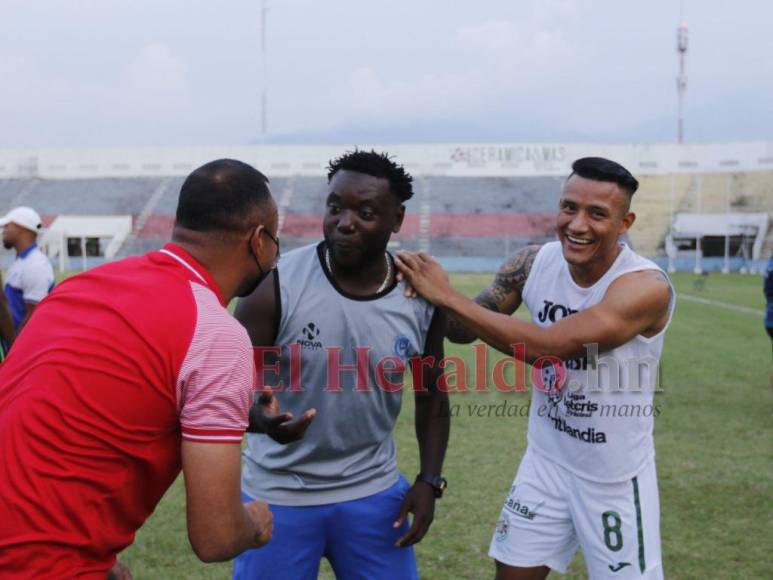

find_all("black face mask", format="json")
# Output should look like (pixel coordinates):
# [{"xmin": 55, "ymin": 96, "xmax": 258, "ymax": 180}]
[{"xmin": 236, "ymin": 246, "xmax": 272, "ymax": 298}]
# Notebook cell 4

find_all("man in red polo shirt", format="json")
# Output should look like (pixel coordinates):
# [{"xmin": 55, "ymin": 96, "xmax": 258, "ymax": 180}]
[{"xmin": 0, "ymin": 159, "xmax": 279, "ymax": 578}]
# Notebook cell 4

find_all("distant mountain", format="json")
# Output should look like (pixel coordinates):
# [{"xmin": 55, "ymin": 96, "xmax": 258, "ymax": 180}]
[
  {"xmin": 253, "ymin": 118, "xmax": 597, "ymax": 145},
  {"xmin": 252, "ymin": 99, "xmax": 772, "ymax": 145}
]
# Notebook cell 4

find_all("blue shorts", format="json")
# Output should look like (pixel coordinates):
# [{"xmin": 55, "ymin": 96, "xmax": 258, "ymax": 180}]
[{"xmin": 233, "ymin": 475, "xmax": 419, "ymax": 580}]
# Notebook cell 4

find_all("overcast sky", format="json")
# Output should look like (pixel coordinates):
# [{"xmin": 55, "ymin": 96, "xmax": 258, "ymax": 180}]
[{"xmin": 1, "ymin": 0, "xmax": 771, "ymax": 147}]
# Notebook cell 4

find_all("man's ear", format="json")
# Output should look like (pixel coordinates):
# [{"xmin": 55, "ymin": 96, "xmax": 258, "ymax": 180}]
[
  {"xmin": 393, "ymin": 204, "xmax": 406, "ymax": 234},
  {"xmin": 619, "ymin": 211, "xmax": 636, "ymax": 236},
  {"xmin": 250, "ymin": 225, "xmax": 265, "ymax": 256}
]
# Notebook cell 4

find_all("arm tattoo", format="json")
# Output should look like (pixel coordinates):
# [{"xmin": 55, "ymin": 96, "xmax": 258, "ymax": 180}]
[
  {"xmin": 445, "ymin": 312, "xmax": 475, "ymax": 343},
  {"xmin": 446, "ymin": 245, "xmax": 540, "ymax": 343},
  {"xmin": 477, "ymin": 244, "xmax": 540, "ymax": 311},
  {"xmin": 649, "ymin": 269, "xmax": 674, "ymax": 300}
]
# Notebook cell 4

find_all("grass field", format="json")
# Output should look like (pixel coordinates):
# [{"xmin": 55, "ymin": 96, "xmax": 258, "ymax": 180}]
[{"xmin": 120, "ymin": 271, "xmax": 772, "ymax": 579}]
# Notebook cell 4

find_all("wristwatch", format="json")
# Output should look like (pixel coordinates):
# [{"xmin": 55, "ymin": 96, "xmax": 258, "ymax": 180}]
[{"xmin": 416, "ymin": 474, "xmax": 447, "ymax": 498}]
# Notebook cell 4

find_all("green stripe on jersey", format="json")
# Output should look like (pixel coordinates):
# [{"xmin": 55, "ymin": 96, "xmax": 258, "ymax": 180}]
[{"xmin": 633, "ymin": 476, "xmax": 645, "ymax": 573}]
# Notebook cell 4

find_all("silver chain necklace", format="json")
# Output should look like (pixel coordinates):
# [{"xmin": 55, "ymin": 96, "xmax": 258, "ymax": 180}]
[{"xmin": 325, "ymin": 246, "xmax": 392, "ymax": 294}]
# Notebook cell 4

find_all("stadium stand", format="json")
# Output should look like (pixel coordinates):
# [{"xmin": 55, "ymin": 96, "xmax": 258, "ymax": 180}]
[
  {"xmin": 629, "ymin": 171, "xmax": 772, "ymax": 271},
  {"xmin": 0, "ymin": 179, "xmax": 31, "ymax": 209},
  {"xmin": 0, "ymin": 143, "xmax": 770, "ymax": 272},
  {"xmin": 14, "ymin": 178, "xmax": 162, "ymax": 215}
]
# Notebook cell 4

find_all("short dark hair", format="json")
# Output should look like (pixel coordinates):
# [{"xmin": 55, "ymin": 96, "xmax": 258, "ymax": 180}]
[
  {"xmin": 570, "ymin": 157, "xmax": 639, "ymax": 197},
  {"xmin": 327, "ymin": 149, "xmax": 414, "ymax": 202},
  {"xmin": 176, "ymin": 159, "xmax": 272, "ymax": 233}
]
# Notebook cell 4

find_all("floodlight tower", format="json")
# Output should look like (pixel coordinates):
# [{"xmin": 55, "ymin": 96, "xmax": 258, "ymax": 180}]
[{"xmin": 676, "ymin": 20, "xmax": 688, "ymax": 144}]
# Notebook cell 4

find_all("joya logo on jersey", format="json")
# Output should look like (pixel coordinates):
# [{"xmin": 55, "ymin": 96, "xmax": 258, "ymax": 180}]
[{"xmin": 537, "ymin": 299, "xmax": 578, "ymax": 323}]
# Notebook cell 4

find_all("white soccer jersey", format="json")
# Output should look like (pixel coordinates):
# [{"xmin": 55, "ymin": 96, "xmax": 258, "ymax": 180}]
[{"xmin": 522, "ymin": 242, "xmax": 675, "ymax": 483}]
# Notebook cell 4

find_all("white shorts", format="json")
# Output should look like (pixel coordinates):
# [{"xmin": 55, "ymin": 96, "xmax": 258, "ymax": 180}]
[{"xmin": 488, "ymin": 448, "xmax": 663, "ymax": 579}]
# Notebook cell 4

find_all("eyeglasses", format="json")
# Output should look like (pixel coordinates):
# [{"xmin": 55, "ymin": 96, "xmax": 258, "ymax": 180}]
[{"xmin": 260, "ymin": 228, "xmax": 280, "ymax": 259}]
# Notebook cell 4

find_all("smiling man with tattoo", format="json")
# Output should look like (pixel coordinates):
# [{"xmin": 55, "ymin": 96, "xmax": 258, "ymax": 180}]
[{"xmin": 397, "ymin": 157, "xmax": 674, "ymax": 580}]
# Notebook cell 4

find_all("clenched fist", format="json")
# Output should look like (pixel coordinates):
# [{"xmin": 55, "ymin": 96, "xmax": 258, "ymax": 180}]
[{"xmin": 245, "ymin": 500, "xmax": 273, "ymax": 548}]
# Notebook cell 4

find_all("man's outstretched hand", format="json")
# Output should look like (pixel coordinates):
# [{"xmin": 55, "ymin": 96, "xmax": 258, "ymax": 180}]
[
  {"xmin": 248, "ymin": 391, "xmax": 316, "ymax": 444},
  {"xmin": 393, "ymin": 481, "xmax": 436, "ymax": 548},
  {"xmin": 394, "ymin": 251, "xmax": 454, "ymax": 306}
]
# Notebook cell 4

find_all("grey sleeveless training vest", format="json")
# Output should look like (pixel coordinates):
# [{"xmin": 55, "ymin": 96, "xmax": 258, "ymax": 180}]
[{"xmin": 242, "ymin": 243, "xmax": 435, "ymax": 506}]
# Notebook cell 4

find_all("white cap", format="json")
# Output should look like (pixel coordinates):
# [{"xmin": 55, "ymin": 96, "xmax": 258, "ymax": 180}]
[{"xmin": 0, "ymin": 206, "xmax": 43, "ymax": 233}]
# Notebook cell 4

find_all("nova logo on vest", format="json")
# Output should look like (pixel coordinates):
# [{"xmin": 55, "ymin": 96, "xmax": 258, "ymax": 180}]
[
  {"xmin": 298, "ymin": 322, "xmax": 323, "ymax": 350},
  {"xmin": 302, "ymin": 322, "xmax": 320, "ymax": 340}
]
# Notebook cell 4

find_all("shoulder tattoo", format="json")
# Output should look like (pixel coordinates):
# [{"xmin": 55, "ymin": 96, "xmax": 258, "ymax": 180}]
[
  {"xmin": 475, "ymin": 245, "xmax": 540, "ymax": 311},
  {"xmin": 648, "ymin": 269, "xmax": 674, "ymax": 299}
]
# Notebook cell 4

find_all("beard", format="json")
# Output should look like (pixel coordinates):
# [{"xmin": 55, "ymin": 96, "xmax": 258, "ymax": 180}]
[{"xmin": 326, "ymin": 237, "xmax": 388, "ymax": 273}]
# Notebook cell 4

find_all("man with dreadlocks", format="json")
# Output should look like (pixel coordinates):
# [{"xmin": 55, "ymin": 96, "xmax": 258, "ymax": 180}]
[{"xmin": 233, "ymin": 150, "xmax": 449, "ymax": 579}]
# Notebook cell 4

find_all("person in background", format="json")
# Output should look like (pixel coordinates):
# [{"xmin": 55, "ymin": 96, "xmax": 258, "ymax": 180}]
[
  {"xmin": 0, "ymin": 272, "xmax": 13, "ymax": 360},
  {"xmin": 1, "ymin": 206, "xmax": 55, "ymax": 339},
  {"xmin": 764, "ymin": 256, "xmax": 773, "ymax": 388}
]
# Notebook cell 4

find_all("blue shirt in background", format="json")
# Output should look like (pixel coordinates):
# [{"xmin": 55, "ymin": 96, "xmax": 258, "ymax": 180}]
[{"xmin": 764, "ymin": 257, "xmax": 773, "ymax": 328}]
